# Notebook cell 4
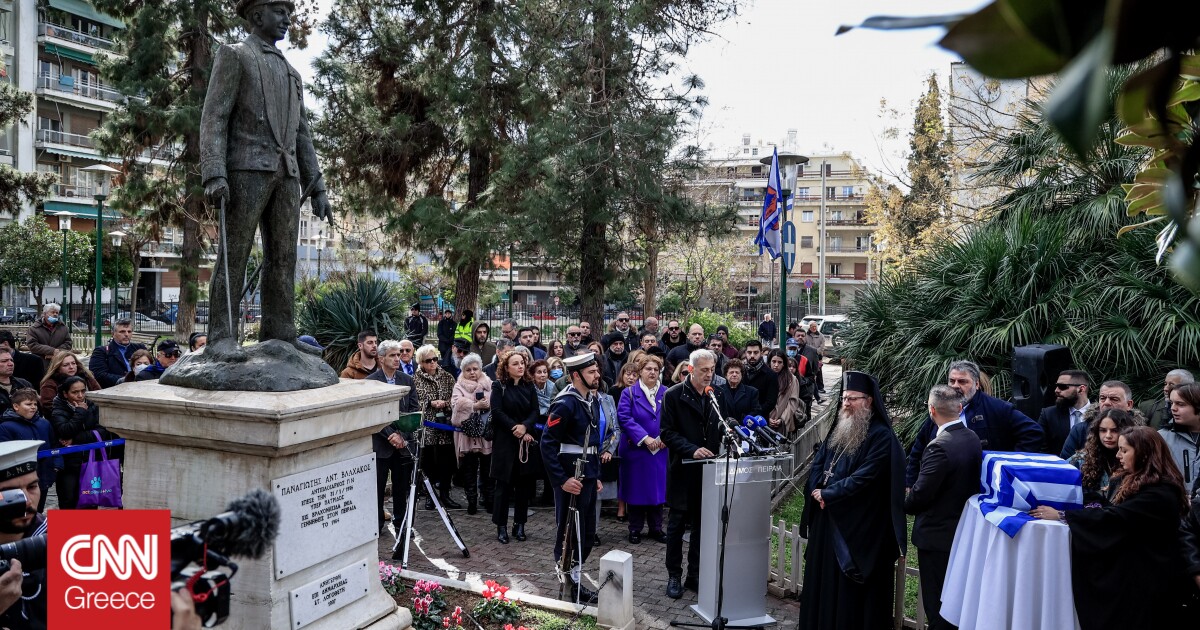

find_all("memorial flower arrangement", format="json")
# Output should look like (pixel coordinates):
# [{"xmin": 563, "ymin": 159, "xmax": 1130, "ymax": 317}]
[
  {"xmin": 473, "ymin": 579, "xmax": 522, "ymax": 625},
  {"xmin": 378, "ymin": 561, "xmax": 404, "ymax": 596},
  {"xmin": 409, "ymin": 578, "xmax": 450, "ymax": 630}
]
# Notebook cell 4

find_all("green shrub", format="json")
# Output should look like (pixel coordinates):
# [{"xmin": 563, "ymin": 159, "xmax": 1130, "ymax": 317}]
[
  {"xmin": 686, "ymin": 309, "xmax": 755, "ymax": 348},
  {"xmin": 295, "ymin": 274, "xmax": 407, "ymax": 371}
]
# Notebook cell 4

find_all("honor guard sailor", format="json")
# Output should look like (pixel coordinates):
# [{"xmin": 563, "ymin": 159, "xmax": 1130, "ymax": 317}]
[{"xmin": 540, "ymin": 352, "xmax": 607, "ymax": 604}]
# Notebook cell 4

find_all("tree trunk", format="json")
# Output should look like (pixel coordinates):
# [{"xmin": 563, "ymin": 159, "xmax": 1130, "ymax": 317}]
[
  {"xmin": 453, "ymin": 4, "xmax": 495, "ymax": 316},
  {"xmin": 577, "ymin": 3, "xmax": 614, "ymax": 329},
  {"xmin": 175, "ymin": 3, "xmax": 210, "ymax": 340},
  {"xmin": 643, "ymin": 242, "xmax": 658, "ymax": 316},
  {"xmin": 128, "ymin": 249, "xmax": 141, "ymax": 313}
]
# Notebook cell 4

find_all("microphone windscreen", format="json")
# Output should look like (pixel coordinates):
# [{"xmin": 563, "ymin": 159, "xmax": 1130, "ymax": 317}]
[{"xmin": 218, "ymin": 489, "xmax": 281, "ymax": 559}]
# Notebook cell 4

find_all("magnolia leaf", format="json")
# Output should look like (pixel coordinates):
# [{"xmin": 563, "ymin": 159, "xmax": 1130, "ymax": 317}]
[
  {"xmin": 1125, "ymin": 191, "xmax": 1162, "ymax": 216},
  {"xmin": 835, "ymin": 13, "xmax": 969, "ymax": 35},
  {"xmin": 1182, "ymin": 55, "xmax": 1200, "ymax": 80},
  {"xmin": 939, "ymin": 2, "xmax": 1067, "ymax": 78},
  {"xmin": 1123, "ymin": 182, "xmax": 1158, "ymax": 202},
  {"xmin": 1167, "ymin": 81, "xmax": 1200, "ymax": 106},
  {"xmin": 1114, "ymin": 132, "xmax": 1167, "ymax": 149},
  {"xmin": 1134, "ymin": 167, "xmax": 1173, "ymax": 184},
  {"xmin": 1044, "ymin": 32, "xmax": 1115, "ymax": 157},
  {"xmin": 1116, "ymin": 215, "xmax": 1165, "ymax": 237}
]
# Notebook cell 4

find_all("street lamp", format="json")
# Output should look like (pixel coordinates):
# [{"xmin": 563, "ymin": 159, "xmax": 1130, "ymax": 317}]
[
  {"xmin": 110, "ymin": 230, "xmax": 126, "ymax": 319},
  {"xmin": 760, "ymin": 150, "xmax": 809, "ymax": 326},
  {"xmin": 83, "ymin": 163, "xmax": 120, "ymax": 348},
  {"xmin": 315, "ymin": 230, "xmax": 324, "ymax": 280},
  {"xmin": 58, "ymin": 215, "xmax": 72, "ymax": 329}
]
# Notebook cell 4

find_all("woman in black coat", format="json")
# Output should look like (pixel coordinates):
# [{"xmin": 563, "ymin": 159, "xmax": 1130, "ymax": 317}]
[
  {"xmin": 717, "ymin": 359, "xmax": 760, "ymax": 422},
  {"xmin": 490, "ymin": 350, "xmax": 539, "ymax": 544},
  {"xmin": 1031, "ymin": 426, "xmax": 1190, "ymax": 629},
  {"xmin": 50, "ymin": 375, "xmax": 119, "ymax": 509}
]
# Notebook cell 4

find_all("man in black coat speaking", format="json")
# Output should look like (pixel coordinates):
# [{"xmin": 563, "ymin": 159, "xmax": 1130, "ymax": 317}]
[
  {"xmin": 659, "ymin": 348, "xmax": 725, "ymax": 600},
  {"xmin": 905, "ymin": 385, "xmax": 983, "ymax": 630}
]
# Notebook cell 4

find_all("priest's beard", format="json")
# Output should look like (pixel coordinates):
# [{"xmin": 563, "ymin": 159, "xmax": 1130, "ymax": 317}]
[{"xmin": 830, "ymin": 406, "xmax": 872, "ymax": 455}]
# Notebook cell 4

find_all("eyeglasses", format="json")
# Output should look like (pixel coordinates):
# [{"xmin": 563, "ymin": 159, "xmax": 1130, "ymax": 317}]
[
  {"xmin": 843, "ymin": 395, "xmax": 870, "ymax": 403},
  {"xmin": 399, "ymin": 348, "xmax": 413, "ymax": 353},
  {"xmin": 617, "ymin": 318, "xmax": 629, "ymax": 322},
  {"xmin": 568, "ymin": 332, "xmax": 581, "ymax": 337},
  {"xmin": 421, "ymin": 358, "xmax": 439, "ymax": 364},
  {"xmin": 1054, "ymin": 382, "xmax": 1080, "ymax": 390}
]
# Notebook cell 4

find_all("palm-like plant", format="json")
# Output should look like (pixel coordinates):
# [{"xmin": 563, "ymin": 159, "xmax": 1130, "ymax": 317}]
[
  {"xmin": 295, "ymin": 274, "xmax": 407, "ymax": 372},
  {"xmin": 842, "ymin": 68, "xmax": 1200, "ymax": 442}
]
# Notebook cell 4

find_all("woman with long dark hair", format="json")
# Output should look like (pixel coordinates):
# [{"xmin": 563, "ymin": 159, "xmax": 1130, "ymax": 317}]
[
  {"xmin": 38, "ymin": 350, "xmax": 100, "ymax": 415},
  {"xmin": 1031, "ymin": 426, "xmax": 1189, "ymax": 629},
  {"xmin": 1067, "ymin": 408, "xmax": 1141, "ymax": 506},
  {"xmin": 50, "ymin": 375, "xmax": 119, "ymax": 509},
  {"xmin": 766, "ymin": 348, "xmax": 799, "ymax": 436},
  {"xmin": 490, "ymin": 351, "xmax": 539, "ymax": 544}
]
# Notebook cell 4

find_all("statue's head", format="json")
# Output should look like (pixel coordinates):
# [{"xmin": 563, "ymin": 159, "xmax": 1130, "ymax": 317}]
[{"xmin": 237, "ymin": 0, "xmax": 295, "ymax": 43}]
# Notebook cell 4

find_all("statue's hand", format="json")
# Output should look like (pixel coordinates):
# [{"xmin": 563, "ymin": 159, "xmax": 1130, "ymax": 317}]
[
  {"xmin": 205, "ymin": 177, "xmax": 229, "ymax": 208},
  {"xmin": 311, "ymin": 190, "xmax": 334, "ymax": 223}
]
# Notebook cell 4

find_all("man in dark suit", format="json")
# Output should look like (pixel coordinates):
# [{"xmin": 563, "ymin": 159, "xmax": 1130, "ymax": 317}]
[
  {"xmin": 905, "ymin": 385, "xmax": 983, "ymax": 630},
  {"xmin": 659, "ymin": 349, "xmax": 724, "ymax": 599},
  {"xmin": 1037, "ymin": 370, "xmax": 1091, "ymax": 456},
  {"xmin": 200, "ymin": 0, "xmax": 331, "ymax": 346}
]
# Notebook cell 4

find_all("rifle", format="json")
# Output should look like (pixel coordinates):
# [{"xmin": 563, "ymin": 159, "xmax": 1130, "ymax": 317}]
[{"xmin": 558, "ymin": 419, "xmax": 593, "ymax": 602}]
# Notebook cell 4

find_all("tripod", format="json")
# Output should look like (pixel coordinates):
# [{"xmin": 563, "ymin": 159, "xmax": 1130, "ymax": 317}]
[
  {"xmin": 671, "ymin": 431, "xmax": 773, "ymax": 630},
  {"xmin": 392, "ymin": 424, "xmax": 470, "ymax": 567}
]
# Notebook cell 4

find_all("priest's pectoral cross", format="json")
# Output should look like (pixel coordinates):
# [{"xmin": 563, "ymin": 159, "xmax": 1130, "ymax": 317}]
[{"xmin": 822, "ymin": 465, "xmax": 837, "ymax": 485}]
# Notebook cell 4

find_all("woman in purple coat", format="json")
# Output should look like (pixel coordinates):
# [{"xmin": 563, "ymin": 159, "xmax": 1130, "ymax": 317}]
[{"xmin": 617, "ymin": 354, "xmax": 669, "ymax": 544}]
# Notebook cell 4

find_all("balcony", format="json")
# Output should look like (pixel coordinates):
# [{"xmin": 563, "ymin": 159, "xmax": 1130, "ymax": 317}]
[
  {"xmin": 797, "ymin": 169, "xmax": 858, "ymax": 180},
  {"xmin": 39, "ymin": 21, "xmax": 115, "ymax": 53},
  {"xmin": 36, "ymin": 128, "xmax": 97, "ymax": 151},
  {"xmin": 823, "ymin": 245, "xmax": 872, "ymax": 256},
  {"xmin": 37, "ymin": 74, "xmax": 123, "ymax": 107},
  {"xmin": 47, "ymin": 182, "xmax": 99, "ymax": 199}
]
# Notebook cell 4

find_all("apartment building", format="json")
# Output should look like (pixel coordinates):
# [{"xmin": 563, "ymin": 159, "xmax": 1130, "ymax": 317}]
[{"xmin": 687, "ymin": 133, "xmax": 880, "ymax": 309}]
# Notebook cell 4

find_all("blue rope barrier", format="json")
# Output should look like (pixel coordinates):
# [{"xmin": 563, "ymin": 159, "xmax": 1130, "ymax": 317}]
[{"xmin": 38, "ymin": 439, "xmax": 125, "ymax": 458}]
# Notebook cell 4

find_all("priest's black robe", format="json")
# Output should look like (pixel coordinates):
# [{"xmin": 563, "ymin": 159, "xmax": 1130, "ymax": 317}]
[
  {"xmin": 798, "ymin": 416, "xmax": 906, "ymax": 630},
  {"xmin": 1064, "ymin": 482, "xmax": 1187, "ymax": 630}
]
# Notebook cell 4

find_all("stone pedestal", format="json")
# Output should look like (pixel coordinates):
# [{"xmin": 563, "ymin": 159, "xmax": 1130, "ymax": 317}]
[{"xmin": 89, "ymin": 379, "xmax": 412, "ymax": 630}]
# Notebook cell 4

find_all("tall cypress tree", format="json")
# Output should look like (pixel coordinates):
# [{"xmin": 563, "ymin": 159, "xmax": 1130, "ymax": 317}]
[{"xmin": 91, "ymin": 0, "xmax": 316, "ymax": 336}]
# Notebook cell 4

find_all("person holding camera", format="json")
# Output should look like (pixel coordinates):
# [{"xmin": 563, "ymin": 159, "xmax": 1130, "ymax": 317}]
[{"xmin": 0, "ymin": 441, "xmax": 48, "ymax": 630}]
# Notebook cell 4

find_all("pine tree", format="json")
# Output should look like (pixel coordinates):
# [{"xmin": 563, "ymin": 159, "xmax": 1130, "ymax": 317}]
[
  {"xmin": 506, "ymin": 0, "xmax": 739, "ymax": 325},
  {"xmin": 0, "ymin": 84, "xmax": 53, "ymax": 215},
  {"xmin": 91, "ymin": 0, "xmax": 317, "ymax": 336},
  {"xmin": 311, "ymin": 0, "xmax": 532, "ymax": 313},
  {"xmin": 866, "ymin": 73, "xmax": 952, "ymax": 269}
]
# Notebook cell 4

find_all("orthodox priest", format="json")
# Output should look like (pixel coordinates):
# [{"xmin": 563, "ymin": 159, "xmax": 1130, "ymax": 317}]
[{"xmin": 798, "ymin": 371, "xmax": 906, "ymax": 629}]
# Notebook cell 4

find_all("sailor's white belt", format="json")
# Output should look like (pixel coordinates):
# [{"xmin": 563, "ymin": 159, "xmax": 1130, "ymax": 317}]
[{"xmin": 559, "ymin": 445, "xmax": 597, "ymax": 455}]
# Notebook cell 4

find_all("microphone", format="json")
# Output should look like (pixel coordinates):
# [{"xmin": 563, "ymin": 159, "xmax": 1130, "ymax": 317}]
[
  {"xmin": 704, "ymin": 386, "xmax": 725, "ymax": 420},
  {"xmin": 704, "ymin": 387, "xmax": 741, "ymax": 455},
  {"xmin": 728, "ymin": 419, "xmax": 767, "ymax": 455},
  {"xmin": 196, "ymin": 489, "xmax": 282, "ymax": 559},
  {"xmin": 748, "ymin": 415, "xmax": 787, "ymax": 444}
]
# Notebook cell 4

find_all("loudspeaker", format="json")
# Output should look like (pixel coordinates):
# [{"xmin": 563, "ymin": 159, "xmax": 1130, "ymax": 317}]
[{"xmin": 1010, "ymin": 344, "xmax": 1074, "ymax": 420}]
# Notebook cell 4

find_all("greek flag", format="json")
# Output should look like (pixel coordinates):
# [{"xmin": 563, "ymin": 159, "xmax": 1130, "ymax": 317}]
[
  {"xmin": 976, "ymin": 451, "xmax": 1083, "ymax": 537},
  {"xmin": 754, "ymin": 147, "xmax": 783, "ymax": 259}
]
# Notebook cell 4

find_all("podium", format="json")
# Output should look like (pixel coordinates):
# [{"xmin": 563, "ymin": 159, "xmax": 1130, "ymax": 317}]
[{"xmin": 690, "ymin": 454, "xmax": 789, "ymax": 627}]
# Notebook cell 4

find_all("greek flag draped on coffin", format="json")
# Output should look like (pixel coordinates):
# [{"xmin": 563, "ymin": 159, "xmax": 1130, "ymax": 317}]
[{"xmin": 977, "ymin": 451, "xmax": 1083, "ymax": 537}]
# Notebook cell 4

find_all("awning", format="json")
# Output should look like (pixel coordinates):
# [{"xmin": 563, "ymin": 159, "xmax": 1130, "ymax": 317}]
[
  {"xmin": 48, "ymin": 0, "xmax": 125, "ymax": 30},
  {"xmin": 42, "ymin": 202, "xmax": 121, "ymax": 219},
  {"xmin": 39, "ymin": 146, "xmax": 123, "ymax": 164},
  {"xmin": 42, "ymin": 43, "xmax": 96, "ymax": 65}
]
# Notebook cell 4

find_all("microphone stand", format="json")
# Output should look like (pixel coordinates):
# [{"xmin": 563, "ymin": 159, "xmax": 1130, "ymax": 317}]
[{"xmin": 672, "ymin": 390, "xmax": 772, "ymax": 630}]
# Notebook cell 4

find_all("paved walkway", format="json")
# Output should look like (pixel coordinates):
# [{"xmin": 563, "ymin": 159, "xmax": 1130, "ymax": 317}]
[{"xmin": 378, "ymin": 363, "xmax": 842, "ymax": 628}]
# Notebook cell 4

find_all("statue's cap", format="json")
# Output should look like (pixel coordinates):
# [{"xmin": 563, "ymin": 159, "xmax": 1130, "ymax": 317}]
[{"xmin": 236, "ymin": 0, "xmax": 296, "ymax": 19}]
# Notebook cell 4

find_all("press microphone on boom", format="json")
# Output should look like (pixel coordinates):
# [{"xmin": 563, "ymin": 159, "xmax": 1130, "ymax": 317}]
[
  {"xmin": 727, "ymin": 418, "xmax": 768, "ymax": 455},
  {"xmin": 752, "ymin": 415, "xmax": 788, "ymax": 444},
  {"xmin": 743, "ymin": 416, "xmax": 783, "ymax": 446},
  {"xmin": 704, "ymin": 387, "xmax": 741, "ymax": 454}
]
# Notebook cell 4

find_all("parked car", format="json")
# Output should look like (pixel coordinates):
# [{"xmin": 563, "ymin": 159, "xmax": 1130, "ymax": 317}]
[
  {"xmin": 818, "ymin": 315, "xmax": 848, "ymax": 361},
  {"xmin": 0, "ymin": 307, "xmax": 36, "ymax": 324},
  {"xmin": 102, "ymin": 311, "xmax": 173, "ymax": 331}
]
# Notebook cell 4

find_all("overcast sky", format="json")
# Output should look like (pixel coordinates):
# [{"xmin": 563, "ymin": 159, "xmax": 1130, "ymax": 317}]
[{"xmin": 283, "ymin": 0, "xmax": 990, "ymax": 178}]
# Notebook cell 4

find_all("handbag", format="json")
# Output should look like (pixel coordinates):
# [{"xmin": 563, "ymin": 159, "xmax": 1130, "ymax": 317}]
[
  {"xmin": 78, "ymin": 430, "xmax": 123, "ymax": 509},
  {"xmin": 461, "ymin": 410, "xmax": 491, "ymax": 439}
]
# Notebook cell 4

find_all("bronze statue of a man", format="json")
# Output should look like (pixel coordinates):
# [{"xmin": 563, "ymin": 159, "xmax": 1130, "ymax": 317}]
[{"xmin": 200, "ymin": 0, "xmax": 331, "ymax": 348}]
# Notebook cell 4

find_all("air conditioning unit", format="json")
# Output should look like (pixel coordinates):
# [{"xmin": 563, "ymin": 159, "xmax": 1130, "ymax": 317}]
[{"xmin": 58, "ymin": 154, "xmax": 72, "ymax": 163}]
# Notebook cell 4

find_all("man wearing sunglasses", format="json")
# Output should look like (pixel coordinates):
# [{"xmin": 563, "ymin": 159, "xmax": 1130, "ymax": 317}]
[
  {"xmin": 611, "ymin": 312, "xmax": 638, "ymax": 349},
  {"xmin": 135, "ymin": 339, "xmax": 183, "ymax": 381},
  {"xmin": 659, "ymin": 320, "xmax": 686, "ymax": 352},
  {"xmin": 1036, "ymin": 370, "xmax": 1092, "ymax": 456},
  {"xmin": 564, "ymin": 326, "xmax": 587, "ymax": 358}
]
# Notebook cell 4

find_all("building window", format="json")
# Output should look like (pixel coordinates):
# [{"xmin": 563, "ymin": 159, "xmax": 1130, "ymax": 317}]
[
  {"xmin": 842, "ymin": 186, "xmax": 854, "ymax": 198},
  {"xmin": 299, "ymin": 220, "xmax": 309, "ymax": 238},
  {"xmin": 828, "ymin": 237, "xmax": 842, "ymax": 251},
  {"xmin": 743, "ymin": 148, "xmax": 749, "ymax": 154},
  {"xmin": 797, "ymin": 164, "xmax": 804, "ymax": 177},
  {"xmin": 751, "ymin": 148, "xmax": 758, "ymax": 156},
  {"xmin": 800, "ymin": 262, "xmax": 813, "ymax": 274},
  {"xmin": 800, "ymin": 236, "xmax": 813, "ymax": 248},
  {"xmin": 856, "ymin": 236, "xmax": 870, "ymax": 250},
  {"xmin": 830, "ymin": 210, "xmax": 843, "ymax": 222},
  {"xmin": 829, "ymin": 263, "xmax": 841, "ymax": 276},
  {"xmin": 39, "ymin": 60, "xmax": 60, "ymax": 79},
  {"xmin": 825, "ymin": 163, "xmax": 832, "ymax": 175},
  {"xmin": 826, "ymin": 187, "xmax": 836, "ymax": 199},
  {"xmin": 796, "ymin": 187, "xmax": 809, "ymax": 199},
  {"xmin": 801, "ymin": 210, "xmax": 813, "ymax": 222},
  {"xmin": 526, "ymin": 293, "xmax": 537, "ymax": 306},
  {"xmin": 751, "ymin": 166, "xmax": 762, "ymax": 176}
]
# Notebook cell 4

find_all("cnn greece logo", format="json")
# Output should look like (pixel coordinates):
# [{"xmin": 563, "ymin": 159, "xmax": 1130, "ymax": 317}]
[{"xmin": 61, "ymin": 534, "xmax": 158, "ymax": 580}]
